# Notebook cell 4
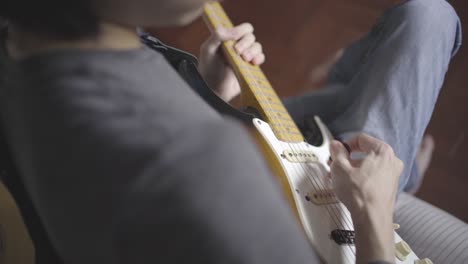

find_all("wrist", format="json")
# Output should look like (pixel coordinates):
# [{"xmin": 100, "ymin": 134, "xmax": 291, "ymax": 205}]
[
  {"xmin": 352, "ymin": 205, "xmax": 395, "ymax": 263},
  {"xmin": 351, "ymin": 201, "xmax": 393, "ymax": 226},
  {"xmin": 348, "ymin": 190, "xmax": 395, "ymax": 224}
]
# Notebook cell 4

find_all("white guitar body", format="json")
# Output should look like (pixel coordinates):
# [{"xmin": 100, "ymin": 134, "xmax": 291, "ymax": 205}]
[{"xmin": 252, "ymin": 117, "xmax": 419, "ymax": 264}]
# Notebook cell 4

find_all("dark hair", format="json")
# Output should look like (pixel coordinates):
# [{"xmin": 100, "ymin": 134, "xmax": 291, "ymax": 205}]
[{"xmin": 0, "ymin": 0, "xmax": 99, "ymax": 40}]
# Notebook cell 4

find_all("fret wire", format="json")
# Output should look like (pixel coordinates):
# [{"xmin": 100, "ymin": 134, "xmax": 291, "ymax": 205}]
[
  {"xmin": 266, "ymin": 115, "xmax": 297, "ymax": 123},
  {"xmin": 265, "ymin": 119, "xmax": 297, "ymax": 127},
  {"xmin": 259, "ymin": 101, "xmax": 283, "ymax": 107},
  {"xmin": 258, "ymin": 105, "xmax": 288, "ymax": 115},
  {"xmin": 261, "ymin": 97, "xmax": 283, "ymax": 105},
  {"xmin": 270, "ymin": 123, "xmax": 296, "ymax": 132},
  {"xmin": 239, "ymin": 65, "xmax": 263, "ymax": 73},
  {"xmin": 234, "ymin": 55, "xmax": 270, "ymax": 80},
  {"xmin": 243, "ymin": 74, "xmax": 272, "ymax": 84},
  {"xmin": 243, "ymin": 78, "xmax": 275, "ymax": 90},
  {"xmin": 256, "ymin": 103, "xmax": 286, "ymax": 112},
  {"xmin": 272, "ymin": 129, "xmax": 302, "ymax": 135},
  {"xmin": 255, "ymin": 93, "xmax": 280, "ymax": 101},
  {"xmin": 269, "ymin": 120, "xmax": 301, "ymax": 131},
  {"xmin": 255, "ymin": 98, "xmax": 285, "ymax": 108},
  {"xmin": 249, "ymin": 89, "xmax": 276, "ymax": 97},
  {"xmin": 264, "ymin": 116, "xmax": 293, "ymax": 125},
  {"xmin": 271, "ymin": 126, "xmax": 301, "ymax": 135},
  {"xmin": 247, "ymin": 83, "xmax": 274, "ymax": 92}
]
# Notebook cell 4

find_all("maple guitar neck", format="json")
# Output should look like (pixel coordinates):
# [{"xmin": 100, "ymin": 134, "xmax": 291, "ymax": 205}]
[{"xmin": 202, "ymin": 2, "xmax": 304, "ymax": 143}]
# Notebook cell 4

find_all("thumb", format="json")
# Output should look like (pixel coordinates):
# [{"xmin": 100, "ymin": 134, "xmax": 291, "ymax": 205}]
[
  {"xmin": 330, "ymin": 140, "xmax": 350, "ymax": 160},
  {"xmin": 330, "ymin": 140, "xmax": 352, "ymax": 174},
  {"xmin": 201, "ymin": 28, "xmax": 234, "ymax": 56},
  {"xmin": 215, "ymin": 27, "xmax": 237, "ymax": 41}
]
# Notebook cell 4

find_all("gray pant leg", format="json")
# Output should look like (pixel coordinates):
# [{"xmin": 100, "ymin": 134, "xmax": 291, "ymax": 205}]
[
  {"xmin": 395, "ymin": 193, "xmax": 468, "ymax": 263},
  {"xmin": 285, "ymin": 0, "xmax": 462, "ymax": 190}
]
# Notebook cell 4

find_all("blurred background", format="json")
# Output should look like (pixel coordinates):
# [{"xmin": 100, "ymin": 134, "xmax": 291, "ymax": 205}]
[{"xmin": 151, "ymin": 0, "xmax": 467, "ymax": 222}]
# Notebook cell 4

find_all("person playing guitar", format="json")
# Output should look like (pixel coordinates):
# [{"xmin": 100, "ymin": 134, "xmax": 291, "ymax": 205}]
[{"xmin": 0, "ymin": 0, "xmax": 465, "ymax": 263}]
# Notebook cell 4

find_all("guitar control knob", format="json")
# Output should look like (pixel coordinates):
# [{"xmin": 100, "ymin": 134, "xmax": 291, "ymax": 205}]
[
  {"xmin": 395, "ymin": 241, "xmax": 412, "ymax": 261},
  {"xmin": 414, "ymin": 258, "xmax": 434, "ymax": 264}
]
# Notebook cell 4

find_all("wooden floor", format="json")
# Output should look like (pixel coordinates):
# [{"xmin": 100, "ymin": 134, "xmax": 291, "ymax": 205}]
[{"xmin": 151, "ymin": 0, "xmax": 468, "ymax": 222}]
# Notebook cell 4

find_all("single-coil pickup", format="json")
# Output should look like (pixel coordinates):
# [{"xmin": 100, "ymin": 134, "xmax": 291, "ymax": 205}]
[
  {"xmin": 282, "ymin": 150, "xmax": 318, "ymax": 163},
  {"xmin": 305, "ymin": 190, "xmax": 339, "ymax": 205}
]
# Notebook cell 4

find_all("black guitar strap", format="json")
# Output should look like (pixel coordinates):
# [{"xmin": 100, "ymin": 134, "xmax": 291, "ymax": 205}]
[{"xmin": 140, "ymin": 32, "xmax": 255, "ymax": 123}]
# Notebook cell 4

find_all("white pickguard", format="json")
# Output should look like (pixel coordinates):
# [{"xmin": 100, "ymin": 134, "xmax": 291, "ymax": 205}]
[{"xmin": 252, "ymin": 117, "xmax": 419, "ymax": 264}]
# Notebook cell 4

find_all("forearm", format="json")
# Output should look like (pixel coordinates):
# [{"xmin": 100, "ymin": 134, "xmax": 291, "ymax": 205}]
[{"xmin": 353, "ymin": 206, "xmax": 395, "ymax": 264}]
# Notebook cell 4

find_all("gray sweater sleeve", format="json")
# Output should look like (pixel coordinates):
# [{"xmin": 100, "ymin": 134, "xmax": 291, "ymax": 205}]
[{"xmin": 1, "ymin": 48, "xmax": 320, "ymax": 264}]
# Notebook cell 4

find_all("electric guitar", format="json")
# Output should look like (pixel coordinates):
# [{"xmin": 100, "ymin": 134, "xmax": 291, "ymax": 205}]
[{"xmin": 202, "ymin": 2, "xmax": 430, "ymax": 263}]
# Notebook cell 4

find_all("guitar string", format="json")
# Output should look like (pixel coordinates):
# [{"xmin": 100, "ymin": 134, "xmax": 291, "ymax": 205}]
[
  {"xmin": 204, "ymin": 4, "xmax": 357, "ymax": 258},
  {"xmin": 205, "ymin": 4, "xmax": 357, "ymax": 260}
]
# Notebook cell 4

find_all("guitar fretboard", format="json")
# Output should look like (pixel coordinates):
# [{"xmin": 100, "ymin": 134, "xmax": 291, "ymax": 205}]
[{"xmin": 203, "ymin": 2, "xmax": 304, "ymax": 143}]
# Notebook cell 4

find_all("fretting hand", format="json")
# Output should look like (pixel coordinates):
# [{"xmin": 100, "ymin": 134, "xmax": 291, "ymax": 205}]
[{"xmin": 198, "ymin": 23, "xmax": 265, "ymax": 102}]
